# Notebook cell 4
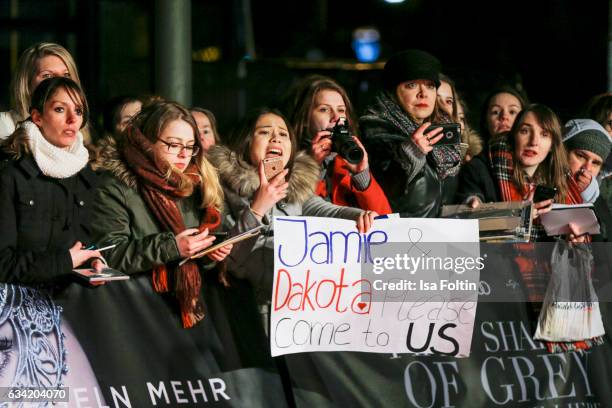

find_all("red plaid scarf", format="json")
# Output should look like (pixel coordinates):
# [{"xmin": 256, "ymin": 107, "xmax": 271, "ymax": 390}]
[
  {"xmin": 488, "ymin": 135, "xmax": 602, "ymax": 352},
  {"xmin": 488, "ymin": 134, "xmax": 583, "ymax": 241}
]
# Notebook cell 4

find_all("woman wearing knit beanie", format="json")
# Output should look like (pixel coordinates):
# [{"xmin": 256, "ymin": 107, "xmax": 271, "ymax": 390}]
[{"xmin": 360, "ymin": 49, "xmax": 461, "ymax": 217}]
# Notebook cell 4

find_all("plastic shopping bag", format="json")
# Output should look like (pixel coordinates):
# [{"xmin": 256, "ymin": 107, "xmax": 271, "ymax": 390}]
[{"xmin": 534, "ymin": 240, "xmax": 605, "ymax": 342}]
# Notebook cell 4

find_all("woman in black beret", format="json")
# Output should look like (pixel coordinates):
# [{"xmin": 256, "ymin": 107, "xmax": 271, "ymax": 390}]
[{"xmin": 360, "ymin": 49, "xmax": 461, "ymax": 217}]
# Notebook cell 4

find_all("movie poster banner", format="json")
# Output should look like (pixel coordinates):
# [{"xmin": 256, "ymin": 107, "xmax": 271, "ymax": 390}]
[
  {"xmin": 282, "ymin": 238, "xmax": 612, "ymax": 408},
  {"xmin": 0, "ymin": 276, "xmax": 286, "ymax": 408}
]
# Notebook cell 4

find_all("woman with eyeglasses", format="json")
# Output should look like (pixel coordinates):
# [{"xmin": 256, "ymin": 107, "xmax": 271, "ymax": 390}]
[{"xmin": 90, "ymin": 100, "xmax": 232, "ymax": 328}]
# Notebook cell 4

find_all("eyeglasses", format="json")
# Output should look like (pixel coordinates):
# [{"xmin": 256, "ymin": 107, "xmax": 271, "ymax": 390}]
[{"xmin": 158, "ymin": 139, "xmax": 200, "ymax": 156}]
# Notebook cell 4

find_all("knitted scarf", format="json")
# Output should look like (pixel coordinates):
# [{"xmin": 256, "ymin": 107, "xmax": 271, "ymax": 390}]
[
  {"xmin": 373, "ymin": 92, "xmax": 461, "ymax": 179},
  {"xmin": 488, "ymin": 135, "xmax": 602, "ymax": 352},
  {"xmin": 123, "ymin": 127, "xmax": 221, "ymax": 328},
  {"xmin": 24, "ymin": 121, "xmax": 89, "ymax": 178},
  {"xmin": 488, "ymin": 135, "xmax": 583, "ymax": 241}
]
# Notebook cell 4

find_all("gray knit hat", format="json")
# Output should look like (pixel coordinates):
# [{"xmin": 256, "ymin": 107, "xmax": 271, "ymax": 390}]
[{"xmin": 563, "ymin": 119, "xmax": 611, "ymax": 161}]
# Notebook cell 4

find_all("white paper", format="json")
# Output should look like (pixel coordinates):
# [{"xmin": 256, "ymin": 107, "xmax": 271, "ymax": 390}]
[
  {"xmin": 540, "ymin": 206, "xmax": 600, "ymax": 236},
  {"xmin": 271, "ymin": 216, "xmax": 480, "ymax": 357}
]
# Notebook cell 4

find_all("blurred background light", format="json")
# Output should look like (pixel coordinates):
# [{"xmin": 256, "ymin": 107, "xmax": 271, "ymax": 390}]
[{"xmin": 352, "ymin": 27, "xmax": 381, "ymax": 62}]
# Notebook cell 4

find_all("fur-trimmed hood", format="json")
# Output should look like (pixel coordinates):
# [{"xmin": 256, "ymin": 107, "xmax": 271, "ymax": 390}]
[
  {"xmin": 92, "ymin": 135, "xmax": 139, "ymax": 189},
  {"xmin": 207, "ymin": 145, "xmax": 319, "ymax": 205}
]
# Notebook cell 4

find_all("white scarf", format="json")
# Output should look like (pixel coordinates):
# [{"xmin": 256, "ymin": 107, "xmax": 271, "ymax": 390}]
[{"xmin": 23, "ymin": 121, "xmax": 89, "ymax": 179}]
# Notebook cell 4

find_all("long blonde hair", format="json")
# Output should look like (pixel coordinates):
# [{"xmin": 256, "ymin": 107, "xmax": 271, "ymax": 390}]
[
  {"xmin": 131, "ymin": 100, "xmax": 224, "ymax": 211},
  {"xmin": 10, "ymin": 42, "xmax": 81, "ymax": 120}
]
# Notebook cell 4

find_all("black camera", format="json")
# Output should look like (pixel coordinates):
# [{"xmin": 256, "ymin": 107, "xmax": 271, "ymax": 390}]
[{"xmin": 330, "ymin": 119, "xmax": 364, "ymax": 165}]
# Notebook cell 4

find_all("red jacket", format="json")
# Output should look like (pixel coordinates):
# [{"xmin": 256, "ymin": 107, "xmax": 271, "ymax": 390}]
[{"xmin": 315, "ymin": 156, "xmax": 392, "ymax": 215}]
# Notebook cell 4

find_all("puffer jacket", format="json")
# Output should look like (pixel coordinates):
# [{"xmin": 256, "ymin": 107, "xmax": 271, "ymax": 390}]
[{"xmin": 207, "ymin": 145, "xmax": 363, "ymax": 304}]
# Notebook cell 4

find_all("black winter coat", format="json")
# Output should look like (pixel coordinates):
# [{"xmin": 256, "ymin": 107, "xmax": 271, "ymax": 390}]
[
  {"xmin": 456, "ymin": 152, "xmax": 499, "ymax": 204},
  {"xmin": 0, "ymin": 155, "xmax": 98, "ymax": 284},
  {"xmin": 360, "ymin": 107, "xmax": 458, "ymax": 218}
]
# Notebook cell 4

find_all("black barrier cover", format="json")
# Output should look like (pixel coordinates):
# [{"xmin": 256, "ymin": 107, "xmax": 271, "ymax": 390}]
[
  {"xmin": 283, "ymin": 250, "xmax": 612, "ymax": 407},
  {"xmin": 1, "ymin": 252, "xmax": 611, "ymax": 407},
  {"xmin": 0, "ymin": 275, "xmax": 288, "ymax": 407}
]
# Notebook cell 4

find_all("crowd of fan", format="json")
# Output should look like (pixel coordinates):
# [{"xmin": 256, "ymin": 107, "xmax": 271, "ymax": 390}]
[{"xmin": 0, "ymin": 42, "xmax": 611, "ymax": 335}]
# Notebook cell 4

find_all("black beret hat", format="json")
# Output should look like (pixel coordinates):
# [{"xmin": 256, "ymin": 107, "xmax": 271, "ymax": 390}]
[{"xmin": 383, "ymin": 49, "xmax": 442, "ymax": 91}]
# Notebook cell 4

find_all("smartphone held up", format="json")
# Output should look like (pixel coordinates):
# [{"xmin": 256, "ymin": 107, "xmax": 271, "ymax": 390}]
[
  {"xmin": 425, "ymin": 122, "xmax": 461, "ymax": 145},
  {"xmin": 263, "ymin": 157, "xmax": 284, "ymax": 181}
]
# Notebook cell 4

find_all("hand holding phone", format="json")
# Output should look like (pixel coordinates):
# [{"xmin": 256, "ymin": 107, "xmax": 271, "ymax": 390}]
[
  {"xmin": 424, "ymin": 123, "xmax": 461, "ymax": 145},
  {"xmin": 262, "ymin": 157, "xmax": 284, "ymax": 181},
  {"xmin": 533, "ymin": 185, "xmax": 557, "ymax": 202}
]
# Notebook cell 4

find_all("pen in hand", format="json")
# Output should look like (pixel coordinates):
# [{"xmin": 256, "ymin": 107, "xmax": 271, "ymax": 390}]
[
  {"xmin": 85, "ymin": 244, "xmax": 117, "ymax": 252},
  {"xmin": 190, "ymin": 231, "xmax": 228, "ymax": 237}
]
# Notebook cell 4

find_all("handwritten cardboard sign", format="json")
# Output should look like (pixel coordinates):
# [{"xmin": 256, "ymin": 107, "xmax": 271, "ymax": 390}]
[{"xmin": 271, "ymin": 216, "xmax": 480, "ymax": 357}]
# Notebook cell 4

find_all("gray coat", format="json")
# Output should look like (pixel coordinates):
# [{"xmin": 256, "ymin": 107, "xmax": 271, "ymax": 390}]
[{"xmin": 207, "ymin": 146, "xmax": 363, "ymax": 304}]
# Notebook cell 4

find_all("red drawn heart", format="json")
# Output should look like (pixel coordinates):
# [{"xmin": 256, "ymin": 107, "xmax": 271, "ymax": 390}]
[{"xmin": 357, "ymin": 302, "xmax": 367, "ymax": 310}]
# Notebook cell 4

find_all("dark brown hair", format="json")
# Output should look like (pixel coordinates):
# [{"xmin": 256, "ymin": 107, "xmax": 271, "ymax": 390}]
[
  {"xmin": 438, "ymin": 73, "xmax": 459, "ymax": 122},
  {"xmin": 507, "ymin": 103, "xmax": 570, "ymax": 200},
  {"xmin": 30, "ymin": 76, "xmax": 89, "ymax": 128},
  {"xmin": 1, "ymin": 77, "xmax": 89, "ymax": 159},
  {"xmin": 229, "ymin": 107, "xmax": 297, "ymax": 169},
  {"xmin": 102, "ymin": 95, "xmax": 142, "ymax": 135},
  {"xmin": 585, "ymin": 93, "xmax": 612, "ymax": 127},
  {"xmin": 480, "ymin": 86, "xmax": 528, "ymax": 140}
]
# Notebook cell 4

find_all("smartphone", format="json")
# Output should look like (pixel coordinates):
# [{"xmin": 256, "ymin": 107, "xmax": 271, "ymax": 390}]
[
  {"xmin": 533, "ymin": 185, "xmax": 557, "ymax": 202},
  {"xmin": 425, "ymin": 123, "xmax": 461, "ymax": 145},
  {"xmin": 210, "ymin": 231, "xmax": 228, "ymax": 244},
  {"xmin": 263, "ymin": 157, "xmax": 284, "ymax": 180}
]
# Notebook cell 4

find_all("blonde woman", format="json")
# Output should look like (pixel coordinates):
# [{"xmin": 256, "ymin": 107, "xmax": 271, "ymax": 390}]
[
  {"xmin": 91, "ymin": 100, "xmax": 232, "ymax": 328},
  {"xmin": 1, "ymin": 42, "xmax": 84, "ymax": 140}
]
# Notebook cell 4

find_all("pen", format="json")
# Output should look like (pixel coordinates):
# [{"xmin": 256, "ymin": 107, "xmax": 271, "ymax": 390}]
[
  {"xmin": 189, "ymin": 231, "xmax": 228, "ymax": 237},
  {"xmin": 85, "ymin": 244, "xmax": 117, "ymax": 252}
]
